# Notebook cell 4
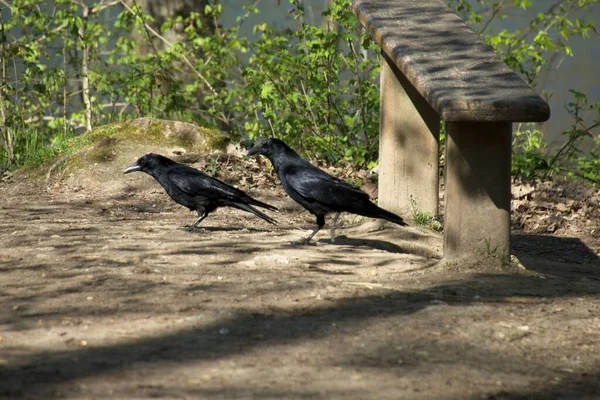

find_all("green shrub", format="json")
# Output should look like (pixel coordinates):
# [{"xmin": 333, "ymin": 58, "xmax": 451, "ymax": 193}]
[{"xmin": 0, "ymin": 0, "xmax": 598, "ymax": 180}]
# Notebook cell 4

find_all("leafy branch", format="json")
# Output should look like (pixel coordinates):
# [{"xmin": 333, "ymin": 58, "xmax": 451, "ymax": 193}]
[{"xmin": 117, "ymin": 0, "xmax": 217, "ymax": 96}]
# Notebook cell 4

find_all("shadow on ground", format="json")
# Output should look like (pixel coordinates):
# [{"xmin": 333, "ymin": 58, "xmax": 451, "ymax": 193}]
[
  {"xmin": 2, "ymin": 193, "xmax": 600, "ymax": 399},
  {"xmin": 2, "ymin": 256, "xmax": 600, "ymax": 399}
]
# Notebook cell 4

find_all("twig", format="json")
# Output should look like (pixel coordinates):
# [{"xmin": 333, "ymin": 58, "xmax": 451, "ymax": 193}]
[
  {"xmin": 300, "ymin": 80, "xmax": 320, "ymax": 135},
  {"xmin": 24, "ymin": 115, "xmax": 82, "ymax": 126},
  {"xmin": 517, "ymin": 0, "xmax": 588, "ymax": 41},
  {"xmin": 478, "ymin": 0, "xmax": 507, "ymax": 34},
  {"xmin": 119, "ymin": 102, "xmax": 131, "ymax": 116},
  {"xmin": 267, "ymin": 117, "xmax": 276, "ymax": 137},
  {"xmin": 258, "ymin": 65, "xmax": 320, "ymax": 138},
  {"xmin": 92, "ymin": 0, "xmax": 120, "ymax": 13},
  {"xmin": 545, "ymin": 103, "xmax": 599, "ymax": 175},
  {"xmin": 2, "ymin": 23, "xmax": 68, "ymax": 54},
  {"xmin": 348, "ymin": 40, "xmax": 368, "ymax": 149},
  {"xmin": 100, "ymin": 102, "xmax": 129, "ymax": 108},
  {"xmin": 63, "ymin": 40, "xmax": 68, "ymax": 136}
]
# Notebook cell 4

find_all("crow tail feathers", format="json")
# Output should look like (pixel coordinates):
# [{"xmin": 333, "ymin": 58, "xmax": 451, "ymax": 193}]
[
  {"xmin": 230, "ymin": 202, "xmax": 277, "ymax": 224},
  {"xmin": 248, "ymin": 197, "xmax": 278, "ymax": 212},
  {"xmin": 358, "ymin": 203, "xmax": 408, "ymax": 226}
]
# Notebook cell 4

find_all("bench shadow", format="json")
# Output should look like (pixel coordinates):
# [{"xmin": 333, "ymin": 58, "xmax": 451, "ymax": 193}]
[
  {"xmin": 512, "ymin": 234, "xmax": 600, "ymax": 279},
  {"xmin": 3, "ymin": 264, "xmax": 600, "ymax": 399}
]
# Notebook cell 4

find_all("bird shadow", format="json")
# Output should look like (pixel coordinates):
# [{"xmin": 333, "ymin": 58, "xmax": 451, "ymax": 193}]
[
  {"xmin": 318, "ymin": 235, "xmax": 410, "ymax": 254},
  {"xmin": 178, "ymin": 225, "xmax": 273, "ymax": 233},
  {"xmin": 304, "ymin": 265, "xmax": 355, "ymax": 275}
]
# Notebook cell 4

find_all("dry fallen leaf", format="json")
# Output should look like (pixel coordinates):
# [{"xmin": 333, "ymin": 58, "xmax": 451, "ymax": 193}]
[{"xmin": 513, "ymin": 183, "xmax": 535, "ymax": 199}]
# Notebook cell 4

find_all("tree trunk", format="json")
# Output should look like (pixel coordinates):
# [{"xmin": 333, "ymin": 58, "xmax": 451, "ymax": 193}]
[
  {"xmin": 133, "ymin": 0, "xmax": 214, "ymax": 53},
  {"xmin": 0, "ymin": 13, "xmax": 14, "ymax": 164},
  {"xmin": 80, "ymin": 5, "xmax": 92, "ymax": 132}
]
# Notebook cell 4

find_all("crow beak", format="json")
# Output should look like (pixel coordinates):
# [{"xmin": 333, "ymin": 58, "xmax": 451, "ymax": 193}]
[
  {"xmin": 246, "ymin": 146, "xmax": 262, "ymax": 157},
  {"xmin": 123, "ymin": 162, "xmax": 141, "ymax": 174}
]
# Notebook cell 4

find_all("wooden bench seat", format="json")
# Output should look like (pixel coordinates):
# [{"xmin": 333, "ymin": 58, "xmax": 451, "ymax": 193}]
[{"xmin": 353, "ymin": 0, "xmax": 550, "ymax": 262}]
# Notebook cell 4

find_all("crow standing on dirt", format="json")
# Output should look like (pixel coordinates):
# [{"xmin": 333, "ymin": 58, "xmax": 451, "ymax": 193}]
[
  {"xmin": 247, "ymin": 138, "xmax": 407, "ymax": 244},
  {"xmin": 123, "ymin": 153, "xmax": 277, "ymax": 228}
]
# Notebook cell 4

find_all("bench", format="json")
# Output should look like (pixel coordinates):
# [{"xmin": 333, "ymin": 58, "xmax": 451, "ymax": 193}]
[{"xmin": 353, "ymin": 0, "xmax": 550, "ymax": 262}]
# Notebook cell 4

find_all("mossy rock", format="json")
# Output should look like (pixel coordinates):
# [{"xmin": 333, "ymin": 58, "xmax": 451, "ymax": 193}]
[
  {"xmin": 45, "ymin": 118, "xmax": 230, "ymax": 198},
  {"xmin": 68, "ymin": 118, "xmax": 228, "ymax": 162}
]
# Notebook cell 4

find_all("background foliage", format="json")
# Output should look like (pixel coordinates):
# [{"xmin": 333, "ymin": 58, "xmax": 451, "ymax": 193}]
[{"xmin": 0, "ymin": 0, "xmax": 598, "ymax": 182}]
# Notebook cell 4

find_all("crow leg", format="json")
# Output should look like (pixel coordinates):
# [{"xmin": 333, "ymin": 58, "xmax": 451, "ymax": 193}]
[
  {"xmin": 192, "ymin": 210, "xmax": 207, "ymax": 228},
  {"xmin": 295, "ymin": 215, "xmax": 325, "ymax": 245},
  {"xmin": 184, "ymin": 210, "xmax": 208, "ymax": 232},
  {"xmin": 330, "ymin": 212, "xmax": 341, "ymax": 243}
]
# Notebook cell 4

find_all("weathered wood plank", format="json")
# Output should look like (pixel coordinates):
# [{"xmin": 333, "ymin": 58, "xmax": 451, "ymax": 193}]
[
  {"xmin": 353, "ymin": 0, "xmax": 550, "ymax": 122},
  {"xmin": 443, "ymin": 122, "xmax": 512, "ymax": 261},
  {"xmin": 379, "ymin": 51, "xmax": 440, "ymax": 217}
]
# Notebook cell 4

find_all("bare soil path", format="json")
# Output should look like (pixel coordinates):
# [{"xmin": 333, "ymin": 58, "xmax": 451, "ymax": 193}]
[{"xmin": 1, "ymin": 167, "xmax": 600, "ymax": 400}]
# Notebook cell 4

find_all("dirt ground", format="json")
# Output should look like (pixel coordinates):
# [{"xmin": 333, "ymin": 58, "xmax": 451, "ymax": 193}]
[{"xmin": 1, "ymin": 152, "xmax": 600, "ymax": 400}]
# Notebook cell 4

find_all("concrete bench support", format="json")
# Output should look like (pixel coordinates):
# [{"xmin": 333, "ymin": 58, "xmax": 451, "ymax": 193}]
[
  {"xmin": 379, "ymin": 51, "xmax": 440, "ymax": 218},
  {"xmin": 353, "ymin": 0, "xmax": 550, "ymax": 263},
  {"xmin": 444, "ymin": 122, "xmax": 512, "ymax": 261}
]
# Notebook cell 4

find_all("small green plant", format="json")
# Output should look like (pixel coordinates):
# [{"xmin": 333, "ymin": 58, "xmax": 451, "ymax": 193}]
[
  {"xmin": 0, "ymin": 124, "xmax": 71, "ymax": 169},
  {"xmin": 205, "ymin": 155, "xmax": 219, "ymax": 176},
  {"xmin": 509, "ymin": 90, "xmax": 600, "ymax": 182},
  {"xmin": 345, "ymin": 176, "xmax": 363, "ymax": 187},
  {"xmin": 409, "ymin": 196, "xmax": 443, "ymax": 232},
  {"xmin": 511, "ymin": 125, "xmax": 553, "ymax": 179},
  {"xmin": 483, "ymin": 237, "xmax": 510, "ymax": 267},
  {"xmin": 547, "ymin": 90, "xmax": 600, "ymax": 183},
  {"xmin": 414, "ymin": 210, "xmax": 435, "ymax": 227}
]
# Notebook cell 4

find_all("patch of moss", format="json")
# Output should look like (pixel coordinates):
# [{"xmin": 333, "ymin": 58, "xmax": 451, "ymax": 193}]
[
  {"xmin": 21, "ymin": 118, "xmax": 230, "ymax": 178},
  {"xmin": 66, "ymin": 120, "xmax": 170, "ymax": 153},
  {"xmin": 87, "ymin": 137, "xmax": 119, "ymax": 163},
  {"xmin": 66, "ymin": 119, "xmax": 226, "ymax": 158},
  {"xmin": 162, "ymin": 120, "xmax": 230, "ymax": 152},
  {"xmin": 201, "ymin": 127, "xmax": 230, "ymax": 151},
  {"xmin": 144, "ymin": 120, "xmax": 172, "ymax": 145},
  {"xmin": 86, "ymin": 119, "xmax": 229, "ymax": 151},
  {"xmin": 66, "ymin": 122, "xmax": 130, "ymax": 156}
]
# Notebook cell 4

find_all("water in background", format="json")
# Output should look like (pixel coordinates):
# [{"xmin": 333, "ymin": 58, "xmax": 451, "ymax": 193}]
[
  {"xmin": 221, "ymin": 0, "xmax": 600, "ymax": 149},
  {"xmin": 488, "ymin": 2, "xmax": 600, "ymax": 148}
]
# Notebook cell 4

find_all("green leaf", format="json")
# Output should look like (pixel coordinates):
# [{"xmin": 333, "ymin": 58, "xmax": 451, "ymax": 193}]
[{"xmin": 260, "ymin": 82, "xmax": 275, "ymax": 99}]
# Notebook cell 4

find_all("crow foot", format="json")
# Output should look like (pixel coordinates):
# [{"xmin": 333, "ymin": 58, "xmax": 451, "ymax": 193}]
[{"xmin": 182, "ymin": 225, "xmax": 208, "ymax": 233}]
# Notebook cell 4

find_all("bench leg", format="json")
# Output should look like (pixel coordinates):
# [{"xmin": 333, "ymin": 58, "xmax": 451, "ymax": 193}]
[
  {"xmin": 443, "ymin": 122, "xmax": 512, "ymax": 263},
  {"xmin": 379, "ymin": 51, "xmax": 440, "ymax": 218}
]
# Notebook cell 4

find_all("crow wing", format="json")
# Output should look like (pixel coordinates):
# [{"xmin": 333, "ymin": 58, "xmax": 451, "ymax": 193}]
[
  {"xmin": 167, "ymin": 165, "xmax": 248, "ymax": 202},
  {"xmin": 284, "ymin": 164, "xmax": 369, "ymax": 206}
]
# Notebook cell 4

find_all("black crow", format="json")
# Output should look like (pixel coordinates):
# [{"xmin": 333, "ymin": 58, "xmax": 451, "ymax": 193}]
[
  {"xmin": 247, "ymin": 138, "xmax": 407, "ymax": 244},
  {"xmin": 123, "ymin": 153, "xmax": 277, "ymax": 228}
]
